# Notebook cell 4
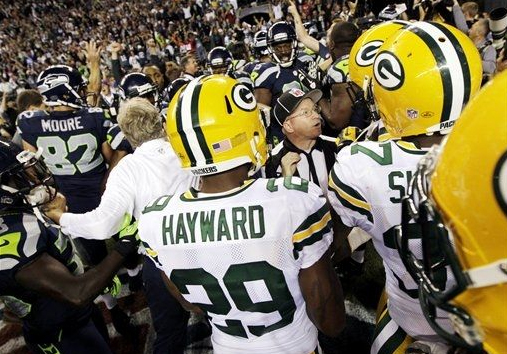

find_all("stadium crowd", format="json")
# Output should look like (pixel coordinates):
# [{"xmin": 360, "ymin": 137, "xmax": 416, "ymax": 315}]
[{"xmin": 1, "ymin": 0, "xmax": 507, "ymax": 354}]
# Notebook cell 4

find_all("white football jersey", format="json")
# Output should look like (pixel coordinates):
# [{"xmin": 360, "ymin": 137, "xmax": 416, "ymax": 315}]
[
  {"xmin": 328, "ymin": 140, "xmax": 453, "ymax": 340},
  {"xmin": 139, "ymin": 177, "xmax": 333, "ymax": 354}
]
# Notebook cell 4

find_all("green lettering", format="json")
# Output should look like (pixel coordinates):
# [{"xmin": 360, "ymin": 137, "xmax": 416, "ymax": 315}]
[
  {"xmin": 175, "ymin": 214, "xmax": 188, "ymax": 244},
  {"xmin": 283, "ymin": 176, "xmax": 309, "ymax": 192},
  {"xmin": 388, "ymin": 170, "xmax": 413, "ymax": 204},
  {"xmin": 351, "ymin": 142, "xmax": 393, "ymax": 166},
  {"xmin": 266, "ymin": 178, "xmax": 278, "ymax": 192},
  {"xmin": 232, "ymin": 207, "xmax": 248, "ymax": 240},
  {"xmin": 249, "ymin": 205, "xmax": 265, "ymax": 239},
  {"xmin": 200, "ymin": 211, "xmax": 215, "ymax": 242},
  {"xmin": 143, "ymin": 195, "xmax": 172, "ymax": 214},
  {"xmin": 162, "ymin": 215, "xmax": 174, "ymax": 245},
  {"xmin": 217, "ymin": 209, "xmax": 231, "ymax": 241},
  {"xmin": 186, "ymin": 212, "xmax": 198, "ymax": 243}
]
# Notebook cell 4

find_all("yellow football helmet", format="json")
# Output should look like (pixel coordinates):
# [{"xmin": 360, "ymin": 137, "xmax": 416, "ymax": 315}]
[
  {"xmin": 397, "ymin": 71, "xmax": 507, "ymax": 354},
  {"xmin": 372, "ymin": 21, "xmax": 482, "ymax": 138},
  {"xmin": 349, "ymin": 20, "xmax": 409, "ymax": 89},
  {"xmin": 166, "ymin": 75, "xmax": 267, "ymax": 176}
]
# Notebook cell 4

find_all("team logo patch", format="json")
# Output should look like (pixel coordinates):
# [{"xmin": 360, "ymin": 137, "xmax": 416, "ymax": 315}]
[
  {"xmin": 374, "ymin": 51, "xmax": 404, "ymax": 91},
  {"xmin": 289, "ymin": 88, "xmax": 305, "ymax": 97},
  {"xmin": 231, "ymin": 84, "xmax": 256, "ymax": 111},
  {"xmin": 356, "ymin": 40, "xmax": 383, "ymax": 67},
  {"xmin": 38, "ymin": 74, "xmax": 69, "ymax": 90},
  {"xmin": 406, "ymin": 109, "xmax": 418, "ymax": 119},
  {"xmin": 493, "ymin": 150, "xmax": 507, "ymax": 216}
]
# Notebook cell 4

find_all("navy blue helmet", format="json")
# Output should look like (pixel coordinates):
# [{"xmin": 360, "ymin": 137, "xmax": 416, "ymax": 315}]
[{"xmin": 37, "ymin": 65, "xmax": 87, "ymax": 108}]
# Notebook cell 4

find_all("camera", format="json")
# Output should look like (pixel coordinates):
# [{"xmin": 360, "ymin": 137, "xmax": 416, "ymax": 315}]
[{"xmin": 379, "ymin": 3, "xmax": 407, "ymax": 20}]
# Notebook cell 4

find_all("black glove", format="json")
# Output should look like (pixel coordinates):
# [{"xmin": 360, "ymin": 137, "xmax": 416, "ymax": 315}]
[
  {"xmin": 114, "ymin": 221, "xmax": 140, "ymax": 257},
  {"xmin": 297, "ymin": 65, "xmax": 321, "ymax": 91}
]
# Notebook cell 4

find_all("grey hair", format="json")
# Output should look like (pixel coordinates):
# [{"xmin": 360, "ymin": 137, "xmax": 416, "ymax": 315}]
[{"xmin": 117, "ymin": 97, "xmax": 165, "ymax": 148}]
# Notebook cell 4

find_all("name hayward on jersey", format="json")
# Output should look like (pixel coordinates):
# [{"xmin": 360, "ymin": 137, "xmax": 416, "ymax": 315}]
[
  {"xmin": 328, "ymin": 140, "xmax": 454, "ymax": 339},
  {"xmin": 139, "ymin": 177, "xmax": 332, "ymax": 354},
  {"xmin": 0, "ymin": 212, "xmax": 88, "ymax": 338},
  {"xmin": 17, "ymin": 108, "xmax": 111, "ymax": 177}
]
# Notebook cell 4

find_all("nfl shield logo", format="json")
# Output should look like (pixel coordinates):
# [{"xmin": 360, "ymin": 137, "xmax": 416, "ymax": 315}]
[{"xmin": 406, "ymin": 109, "xmax": 418, "ymax": 119}]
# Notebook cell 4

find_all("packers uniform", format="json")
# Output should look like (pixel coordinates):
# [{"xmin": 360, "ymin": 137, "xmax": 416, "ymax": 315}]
[
  {"xmin": 328, "ymin": 140, "xmax": 455, "ymax": 353},
  {"xmin": 139, "ymin": 177, "xmax": 333, "ymax": 354}
]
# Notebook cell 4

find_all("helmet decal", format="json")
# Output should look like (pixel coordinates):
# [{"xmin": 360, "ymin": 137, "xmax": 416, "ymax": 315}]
[
  {"xmin": 373, "ymin": 51, "xmax": 404, "ymax": 90},
  {"xmin": 406, "ymin": 21, "xmax": 472, "ymax": 128},
  {"xmin": 355, "ymin": 40, "xmax": 383, "ymax": 67},
  {"xmin": 231, "ymin": 84, "xmax": 256, "ymax": 112},
  {"xmin": 494, "ymin": 150, "xmax": 507, "ymax": 216}
]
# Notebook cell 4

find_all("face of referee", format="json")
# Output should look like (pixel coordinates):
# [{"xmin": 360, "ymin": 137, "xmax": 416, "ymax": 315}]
[{"xmin": 284, "ymin": 98, "xmax": 322, "ymax": 140}]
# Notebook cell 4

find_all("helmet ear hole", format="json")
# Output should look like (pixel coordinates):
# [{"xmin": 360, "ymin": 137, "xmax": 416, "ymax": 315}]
[{"xmin": 224, "ymin": 96, "xmax": 233, "ymax": 114}]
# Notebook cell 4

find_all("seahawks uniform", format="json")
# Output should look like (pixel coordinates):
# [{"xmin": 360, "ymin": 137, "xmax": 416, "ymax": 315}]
[
  {"xmin": 139, "ymin": 177, "xmax": 333, "ymax": 354},
  {"xmin": 18, "ymin": 108, "xmax": 111, "ymax": 265},
  {"xmin": 252, "ymin": 58, "xmax": 317, "ymax": 142},
  {"xmin": 324, "ymin": 54, "xmax": 369, "ymax": 131},
  {"xmin": 0, "ymin": 212, "xmax": 111, "ymax": 354},
  {"xmin": 17, "ymin": 108, "xmax": 111, "ymax": 213},
  {"xmin": 328, "ymin": 140, "xmax": 454, "ymax": 353},
  {"xmin": 107, "ymin": 124, "xmax": 134, "ymax": 154}
]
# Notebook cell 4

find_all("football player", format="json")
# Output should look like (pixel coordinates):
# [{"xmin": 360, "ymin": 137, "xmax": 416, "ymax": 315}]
[
  {"xmin": 206, "ymin": 46, "xmax": 253, "ymax": 91},
  {"xmin": 18, "ymin": 65, "xmax": 113, "ymax": 265},
  {"xmin": 397, "ymin": 71, "xmax": 507, "ymax": 354},
  {"xmin": 319, "ymin": 21, "xmax": 363, "ymax": 134},
  {"xmin": 42, "ymin": 97, "xmax": 199, "ymax": 354},
  {"xmin": 252, "ymin": 21, "xmax": 319, "ymax": 145},
  {"xmin": 139, "ymin": 75, "xmax": 346, "ymax": 354},
  {"xmin": 0, "ymin": 138, "xmax": 138, "ymax": 354},
  {"xmin": 327, "ymin": 22, "xmax": 483, "ymax": 354},
  {"xmin": 242, "ymin": 30, "xmax": 271, "ymax": 75}
]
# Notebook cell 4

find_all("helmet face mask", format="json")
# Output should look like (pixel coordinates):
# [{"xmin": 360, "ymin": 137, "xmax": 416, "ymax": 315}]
[
  {"xmin": 396, "ymin": 72, "xmax": 507, "ymax": 354},
  {"xmin": 267, "ymin": 22, "xmax": 298, "ymax": 68},
  {"xmin": 37, "ymin": 65, "xmax": 87, "ymax": 109},
  {"xmin": 396, "ymin": 147, "xmax": 484, "ymax": 352},
  {"xmin": 166, "ymin": 75, "xmax": 267, "ymax": 177},
  {"xmin": 1, "ymin": 140, "xmax": 56, "ymax": 210}
]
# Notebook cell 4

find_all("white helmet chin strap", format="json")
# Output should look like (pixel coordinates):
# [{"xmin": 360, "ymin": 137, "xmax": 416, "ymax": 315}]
[{"xmin": 465, "ymin": 258, "xmax": 507, "ymax": 289}]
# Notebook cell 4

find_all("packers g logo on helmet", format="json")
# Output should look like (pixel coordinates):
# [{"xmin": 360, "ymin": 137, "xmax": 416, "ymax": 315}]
[
  {"xmin": 349, "ymin": 20, "xmax": 408, "ymax": 88},
  {"xmin": 166, "ymin": 75, "xmax": 267, "ymax": 176},
  {"xmin": 372, "ymin": 21, "xmax": 482, "ymax": 138}
]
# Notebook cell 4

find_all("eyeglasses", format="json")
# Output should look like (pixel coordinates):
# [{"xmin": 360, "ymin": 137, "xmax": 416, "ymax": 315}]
[{"xmin": 288, "ymin": 104, "xmax": 321, "ymax": 120}]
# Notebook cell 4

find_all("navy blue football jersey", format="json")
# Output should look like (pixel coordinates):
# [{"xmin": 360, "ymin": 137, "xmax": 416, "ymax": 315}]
[
  {"xmin": 107, "ymin": 124, "xmax": 134, "ymax": 154},
  {"xmin": 0, "ymin": 212, "xmax": 91, "ymax": 340},
  {"xmin": 251, "ymin": 58, "xmax": 315, "ymax": 108},
  {"xmin": 17, "ymin": 108, "xmax": 111, "ymax": 178}
]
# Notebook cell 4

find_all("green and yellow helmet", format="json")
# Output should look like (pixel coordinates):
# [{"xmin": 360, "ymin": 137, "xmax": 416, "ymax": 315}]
[{"xmin": 166, "ymin": 75, "xmax": 267, "ymax": 176}]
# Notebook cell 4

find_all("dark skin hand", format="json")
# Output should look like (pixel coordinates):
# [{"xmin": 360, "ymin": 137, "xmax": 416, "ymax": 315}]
[
  {"xmin": 15, "ymin": 250, "xmax": 126, "ymax": 307},
  {"xmin": 299, "ymin": 250, "xmax": 346, "ymax": 337}
]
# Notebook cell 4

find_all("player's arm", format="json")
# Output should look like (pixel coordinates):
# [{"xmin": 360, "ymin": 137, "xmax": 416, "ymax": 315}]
[
  {"xmin": 330, "ymin": 208, "xmax": 352, "ymax": 262},
  {"xmin": 287, "ymin": 0, "xmax": 320, "ymax": 53},
  {"xmin": 21, "ymin": 140, "xmax": 37, "ymax": 153},
  {"xmin": 328, "ymin": 82, "xmax": 353, "ymax": 131},
  {"xmin": 15, "ymin": 226, "xmax": 137, "ymax": 308},
  {"xmin": 299, "ymin": 250, "xmax": 345, "ymax": 337},
  {"xmin": 254, "ymin": 87, "xmax": 272, "ymax": 106},
  {"xmin": 160, "ymin": 270, "xmax": 205, "ymax": 315},
  {"xmin": 85, "ymin": 40, "xmax": 102, "ymax": 106}
]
